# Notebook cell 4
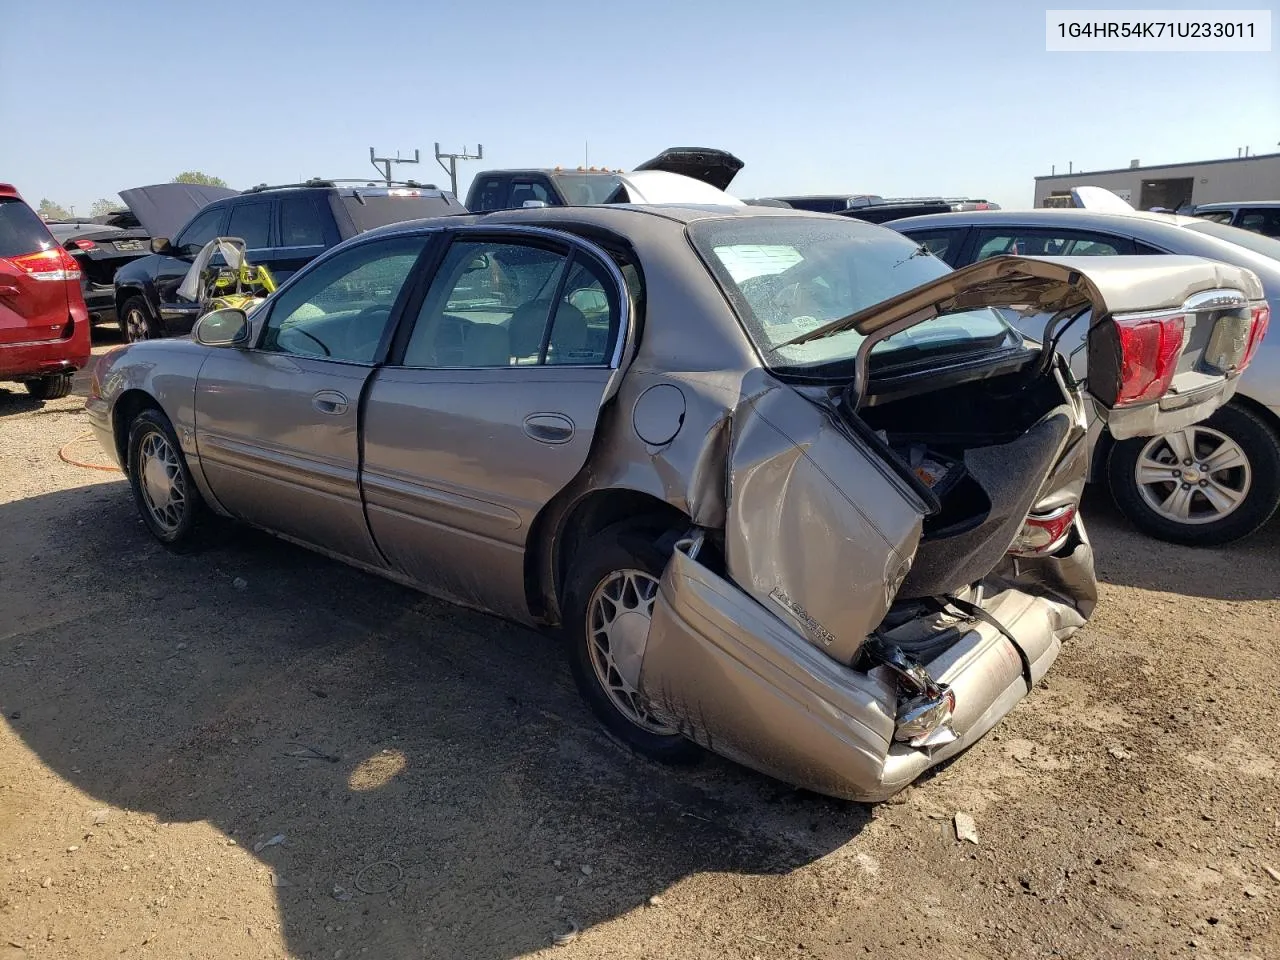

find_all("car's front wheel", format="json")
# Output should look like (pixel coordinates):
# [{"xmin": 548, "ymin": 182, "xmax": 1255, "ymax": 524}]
[
  {"xmin": 1107, "ymin": 404, "xmax": 1280, "ymax": 546},
  {"xmin": 563, "ymin": 520, "xmax": 699, "ymax": 763},
  {"xmin": 24, "ymin": 373, "xmax": 74, "ymax": 400},
  {"xmin": 126, "ymin": 408, "xmax": 206, "ymax": 549},
  {"xmin": 119, "ymin": 296, "xmax": 158, "ymax": 343}
]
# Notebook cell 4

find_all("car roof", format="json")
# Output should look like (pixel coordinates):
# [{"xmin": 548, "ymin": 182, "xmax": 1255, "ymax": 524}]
[
  {"xmin": 886, "ymin": 208, "xmax": 1205, "ymax": 231},
  {"xmin": 1193, "ymin": 200, "xmax": 1280, "ymax": 210}
]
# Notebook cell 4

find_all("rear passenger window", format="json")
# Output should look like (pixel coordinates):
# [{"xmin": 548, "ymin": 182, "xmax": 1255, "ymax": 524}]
[
  {"xmin": 226, "ymin": 202, "xmax": 272, "ymax": 249},
  {"xmin": 279, "ymin": 195, "xmax": 326, "ymax": 247},
  {"xmin": 973, "ymin": 230, "xmax": 1125, "ymax": 260},
  {"xmin": 402, "ymin": 239, "xmax": 617, "ymax": 368},
  {"xmin": 1238, "ymin": 210, "xmax": 1280, "ymax": 238},
  {"xmin": 1194, "ymin": 211, "xmax": 1235, "ymax": 225},
  {"xmin": 903, "ymin": 229, "xmax": 961, "ymax": 264}
]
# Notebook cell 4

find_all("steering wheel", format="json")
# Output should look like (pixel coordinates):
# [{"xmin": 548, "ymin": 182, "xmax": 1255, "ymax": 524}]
[
  {"xmin": 348, "ymin": 305, "xmax": 392, "ymax": 361},
  {"xmin": 278, "ymin": 324, "xmax": 331, "ymax": 357}
]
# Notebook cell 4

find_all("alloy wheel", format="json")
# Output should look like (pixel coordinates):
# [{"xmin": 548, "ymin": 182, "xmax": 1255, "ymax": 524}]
[
  {"xmin": 138, "ymin": 429, "xmax": 187, "ymax": 533},
  {"xmin": 125, "ymin": 305, "xmax": 151, "ymax": 342},
  {"xmin": 585, "ymin": 569, "xmax": 677, "ymax": 735},
  {"xmin": 1134, "ymin": 425, "xmax": 1252, "ymax": 526}
]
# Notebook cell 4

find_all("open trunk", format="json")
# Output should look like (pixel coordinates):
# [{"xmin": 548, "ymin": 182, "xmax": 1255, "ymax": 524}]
[{"xmin": 633, "ymin": 254, "xmax": 1267, "ymax": 801}]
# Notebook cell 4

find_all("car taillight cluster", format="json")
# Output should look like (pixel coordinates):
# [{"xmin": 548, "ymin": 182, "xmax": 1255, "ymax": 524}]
[
  {"xmin": 1009, "ymin": 504, "xmax": 1078, "ymax": 557},
  {"xmin": 1243, "ymin": 303, "xmax": 1271, "ymax": 369},
  {"xmin": 1113, "ymin": 312, "xmax": 1186, "ymax": 406},
  {"xmin": 2, "ymin": 247, "xmax": 82, "ymax": 282}
]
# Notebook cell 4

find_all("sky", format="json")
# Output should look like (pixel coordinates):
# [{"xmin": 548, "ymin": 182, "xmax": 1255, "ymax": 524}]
[{"xmin": 1, "ymin": 0, "xmax": 1276, "ymax": 212}]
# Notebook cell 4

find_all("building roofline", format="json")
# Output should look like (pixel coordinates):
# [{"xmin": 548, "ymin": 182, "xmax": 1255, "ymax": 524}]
[{"xmin": 1035, "ymin": 152, "xmax": 1280, "ymax": 181}]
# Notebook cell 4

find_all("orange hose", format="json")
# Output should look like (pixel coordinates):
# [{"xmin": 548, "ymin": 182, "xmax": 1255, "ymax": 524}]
[{"xmin": 58, "ymin": 433, "xmax": 121, "ymax": 473}]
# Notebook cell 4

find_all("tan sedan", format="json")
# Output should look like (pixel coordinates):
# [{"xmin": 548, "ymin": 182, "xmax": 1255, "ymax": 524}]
[{"xmin": 87, "ymin": 204, "xmax": 1266, "ymax": 800}]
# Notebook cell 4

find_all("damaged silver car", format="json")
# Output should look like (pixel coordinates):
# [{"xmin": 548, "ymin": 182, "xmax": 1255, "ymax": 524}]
[{"xmin": 87, "ymin": 205, "xmax": 1267, "ymax": 801}]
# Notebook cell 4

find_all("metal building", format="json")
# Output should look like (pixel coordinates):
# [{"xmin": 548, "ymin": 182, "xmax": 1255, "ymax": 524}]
[{"xmin": 1033, "ymin": 152, "xmax": 1280, "ymax": 211}]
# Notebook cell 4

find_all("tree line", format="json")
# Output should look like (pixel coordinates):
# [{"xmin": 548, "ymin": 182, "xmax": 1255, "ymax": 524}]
[{"xmin": 37, "ymin": 171, "xmax": 229, "ymax": 221}]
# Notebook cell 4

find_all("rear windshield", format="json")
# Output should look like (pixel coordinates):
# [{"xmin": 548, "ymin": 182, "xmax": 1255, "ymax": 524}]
[
  {"xmin": 0, "ymin": 197, "xmax": 57, "ymax": 259},
  {"xmin": 1183, "ymin": 218, "xmax": 1280, "ymax": 260},
  {"xmin": 689, "ymin": 216, "xmax": 1016, "ymax": 373},
  {"xmin": 549, "ymin": 173, "xmax": 623, "ymax": 205},
  {"xmin": 341, "ymin": 192, "xmax": 465, "ymax": 233}
]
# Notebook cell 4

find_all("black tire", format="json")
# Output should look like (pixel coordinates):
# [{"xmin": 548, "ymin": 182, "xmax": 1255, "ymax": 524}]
[
  {"xmin": 1107, "ymin": 403, "xmax": 1280, "ymax": 546},
  {"xmin": 24, "ymin": 373, "xmax": 74, "ymax": 400},
  {"xmin": 563, "ymin": 519, "xmax": 699, "ymax": 764},
  {"xmin": 119, "ymin": 295, "xmax": 159, "ymax": 343},
  {"xmin": 126, "ymin": 408, "xmax": 206, "ymax": 550}
]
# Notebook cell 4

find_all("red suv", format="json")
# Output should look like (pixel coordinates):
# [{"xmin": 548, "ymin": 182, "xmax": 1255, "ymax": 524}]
[{"xmin": 1, "ymin": 184, "xmax": 91, "ymax": 400}]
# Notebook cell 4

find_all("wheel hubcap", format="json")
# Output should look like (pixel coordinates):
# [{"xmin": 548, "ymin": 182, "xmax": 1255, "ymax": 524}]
[
  {"xmin": 138, "ymin": 430, "xmax": 186, "ymax": 532},
  {"xmin": 126, "ymin": 308, "xmax": 149, "ymax": 341},
  {"xmin": 586, "ymin": 569, "xmax": 675, "ymax": 735},
  {"xmin": 1134, "ymin": 425, "xmax": 1252, "ymax": 525}
]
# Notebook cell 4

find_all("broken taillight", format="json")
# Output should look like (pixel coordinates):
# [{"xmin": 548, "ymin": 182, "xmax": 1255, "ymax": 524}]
[
  {"xmin": 1113, "ymin": 312, "xmax": 1185, "ymax": 406},
  {"xmin": 1009, "ymin": 504, "xmax": 1077, "ymax": 557},
  {"xmin": 1243, "ymin": 303, "xmax": 1271, "ymax": 369},
  {"xmin": 4, "ymin": 247, "xmax": 81, "ymax": 282}
]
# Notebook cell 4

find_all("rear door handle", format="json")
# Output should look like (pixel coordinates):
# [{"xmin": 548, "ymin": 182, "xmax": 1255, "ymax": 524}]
[
  {"xmin": 523, "ymin": 413, "xmax": 574, "ymax": 444},
  {"xmin": 312, "ymin": 390, "xmax": 349, "ymax": 416}
]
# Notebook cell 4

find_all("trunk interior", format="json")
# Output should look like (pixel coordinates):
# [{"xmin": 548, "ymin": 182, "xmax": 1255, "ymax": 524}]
[{"xmin": 854, "ymin": 362, "xmax": 1077, "ymax": 600}]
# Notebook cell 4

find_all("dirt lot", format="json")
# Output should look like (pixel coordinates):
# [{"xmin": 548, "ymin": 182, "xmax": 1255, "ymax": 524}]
[{"xmin": 2, "ymin": 340, "xmax": 1278, "ymax": 960}]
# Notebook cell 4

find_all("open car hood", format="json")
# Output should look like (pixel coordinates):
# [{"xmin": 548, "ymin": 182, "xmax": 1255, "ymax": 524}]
[
  {"xmin": 117, "ymin": 183, "xmax": 239, "ymax": 239},
  {"xmin": 781, "ymin": 254, "xmax": 1264, "ymax": 345},
  {"xmin": 632, "ymin": 147, "xmax": 744, "ymax": 191}
]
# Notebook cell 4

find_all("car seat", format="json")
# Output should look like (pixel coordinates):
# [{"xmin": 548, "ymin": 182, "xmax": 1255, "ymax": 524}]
[{"xmin": 508, "ymin": 300, "xmax": 552, "ymax": 362}]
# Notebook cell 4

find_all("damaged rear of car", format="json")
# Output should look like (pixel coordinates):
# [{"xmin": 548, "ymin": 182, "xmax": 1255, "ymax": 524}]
[{"xmin": 582, "ymin": 215, "xmax": 1263, "ymax": 802}]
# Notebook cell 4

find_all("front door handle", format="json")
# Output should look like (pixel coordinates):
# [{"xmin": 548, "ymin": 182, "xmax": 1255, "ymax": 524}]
[
  {"xmin": 312, "ymin": 390, "xmax": 349, "ymax": 416},
  {"xmin": 523, "ymin": 413, "xmax": 574, "ymax": 444}
]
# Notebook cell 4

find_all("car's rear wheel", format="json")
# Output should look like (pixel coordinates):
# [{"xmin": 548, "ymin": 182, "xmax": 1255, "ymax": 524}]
[
  {"xmin": 127, "ymin": 408, "xmax": 205, "ymax": 549},
  {"xmin": 24, "ymin": 373, "xmax": 74, "ymax": 400},
  {"xmin": 1107, "ymin": 403, "xmax": 1280, "ymax": 546},
  {"xmin": 119, "ymin": 296, "xmax": 158, "ymax": 343},
  {"xmin": 563, "ymin": 520, "xmax": 699, "ymax": 763}
]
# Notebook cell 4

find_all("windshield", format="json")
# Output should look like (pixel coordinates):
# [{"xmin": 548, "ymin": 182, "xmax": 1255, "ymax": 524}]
[
  {"xmin": 550, "ymin": 173, "xmax": 623, "ymax": 205},
  {"xmin": 688, "ymin": 216, "xmax": 1016, "ymax": 371},
  {"xmin": 1183, "ymin": 218, "xmax": 1280, "ymax": 261}
]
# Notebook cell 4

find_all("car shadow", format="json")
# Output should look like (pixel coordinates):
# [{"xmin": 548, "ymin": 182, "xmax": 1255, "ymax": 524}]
[
  {"xmin": 0, "ymin": 387, "xmax": 44, "ymax": 415},
  {"xmin": 1082, "ymin": 486, "xmax": 1280, "ymax": 600},
  {"xmin": 0, "ymin": 481, "xmax": 871, "ymax": 959}
]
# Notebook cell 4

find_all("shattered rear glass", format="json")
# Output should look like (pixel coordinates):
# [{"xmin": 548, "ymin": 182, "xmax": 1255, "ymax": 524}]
[{"xmin": 691, "ymin": 217, "xmax": 1015, "ymax": 371}]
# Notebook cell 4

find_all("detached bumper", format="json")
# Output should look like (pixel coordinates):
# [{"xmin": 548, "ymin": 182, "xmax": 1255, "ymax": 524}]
[{"xmin": 638, "ymin": 533, "xmax": 1094, "ymax": 802}]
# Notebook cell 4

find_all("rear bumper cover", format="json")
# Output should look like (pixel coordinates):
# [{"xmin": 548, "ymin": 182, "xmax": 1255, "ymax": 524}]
[
  {"xmin": 638, "ymin": 528, "xmax": 1094, "ymax": 802},
  {"xmin": 0, "ymin": 325, "xmax": 91, "ymax": 381}
]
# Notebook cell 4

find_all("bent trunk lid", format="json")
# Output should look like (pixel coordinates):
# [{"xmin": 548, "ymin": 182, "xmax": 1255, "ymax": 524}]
[{"xmin": 782, "ymin": 254, "xmax": 1262, "ymax": 440}]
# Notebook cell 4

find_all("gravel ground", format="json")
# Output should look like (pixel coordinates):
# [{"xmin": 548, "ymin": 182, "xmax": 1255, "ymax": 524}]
[{"xmin": 1, "ymin": 342, "xmax": 1278, "ymax": 960}]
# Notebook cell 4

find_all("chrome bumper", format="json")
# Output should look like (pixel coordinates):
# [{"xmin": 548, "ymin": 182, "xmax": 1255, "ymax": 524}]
[{"xmin": 638, "ymin": 535, "xmax": 1093, "ymax": 802}]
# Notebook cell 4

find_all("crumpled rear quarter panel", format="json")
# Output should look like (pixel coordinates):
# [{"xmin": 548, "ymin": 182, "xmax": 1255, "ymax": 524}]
[{"xmin": 726, "ymin": 384, "xmax": 924, "ymax": 665}]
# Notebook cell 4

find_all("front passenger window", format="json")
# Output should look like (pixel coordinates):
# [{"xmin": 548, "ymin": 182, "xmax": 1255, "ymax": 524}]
[{"xmin": 259, "ymin": 236, "xmax": 428, "ymax": 363}]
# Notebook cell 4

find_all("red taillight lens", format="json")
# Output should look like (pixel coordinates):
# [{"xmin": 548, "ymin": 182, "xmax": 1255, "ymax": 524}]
[
  {"xmin": 1243, "ymin": 304, "xmax": 1270, "ymax": 369},
  {"xmin": 1010, "ymin": 504, "xmax": 1077, "ymax": 557},
  {"xmin": 1114, "ymin": 313, "xmax": 1185, "ymax": 406},
  {"xmin": 72, "ymin": 238, "xmax": 96, "ymax": 250},
  {"xmin": 5, "ymin": 247, "xmax": 81, "ymax": 282}
]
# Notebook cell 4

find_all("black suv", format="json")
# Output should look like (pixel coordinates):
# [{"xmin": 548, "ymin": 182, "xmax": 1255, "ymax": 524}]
[{"xmin": 112, "ymin": 180, "xmax": 464, "ymax": 341}]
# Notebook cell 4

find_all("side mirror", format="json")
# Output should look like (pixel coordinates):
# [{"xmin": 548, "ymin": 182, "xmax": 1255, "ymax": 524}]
[
  {"xmin": 150, "ymin": 236, "xmax": 173, "ymax": 255},
  {"xmin": 193, "ymin": 307, "xmax": 250, "ymax": 347}
]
